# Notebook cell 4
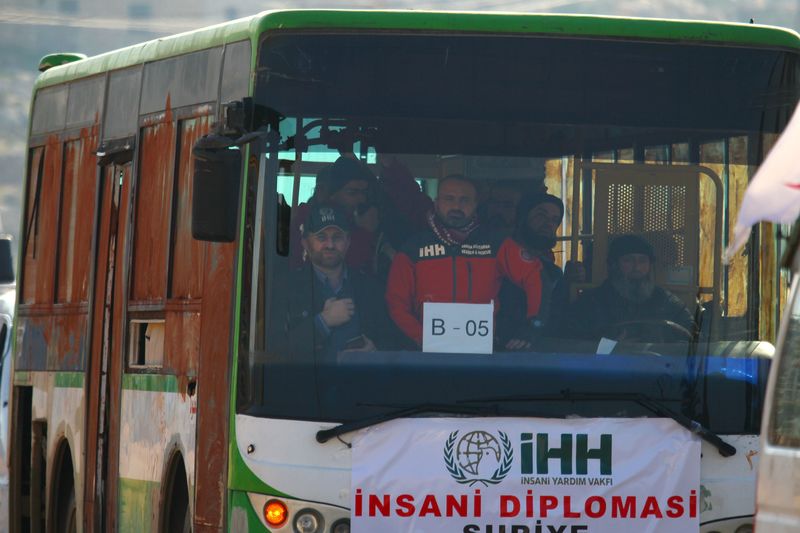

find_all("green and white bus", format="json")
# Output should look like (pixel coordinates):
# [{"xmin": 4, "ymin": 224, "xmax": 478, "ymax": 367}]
[{"xmin": 10, "ymin": 10, "xmax": 798, "ymax": 533}]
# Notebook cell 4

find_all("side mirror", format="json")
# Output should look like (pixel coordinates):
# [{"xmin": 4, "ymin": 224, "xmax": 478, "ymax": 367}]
[
  {"xmin": 0, "ymin": 237, "xmax": 13, "ymax": 284},
  {"xmin": 191, "ymin": 135, "xmax": 242, "ymax": 242}
]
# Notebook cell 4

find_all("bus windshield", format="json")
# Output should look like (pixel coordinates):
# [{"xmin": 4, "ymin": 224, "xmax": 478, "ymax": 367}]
[{"xmin": 242, "ymin": 31, "xmax": 797, "ymax": 431}]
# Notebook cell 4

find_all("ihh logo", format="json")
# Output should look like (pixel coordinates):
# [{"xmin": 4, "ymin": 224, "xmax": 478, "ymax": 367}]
[
  {"xmin": 520, "ymin": 433, "xmax": 613, "ymax": 475},
  {"xmin": 420, "ymin": 244, "xmax": 446, "ymax": 257},
  {"xmin": 444, "ymin": 430, "xmax": 513, "ymax": 486}
]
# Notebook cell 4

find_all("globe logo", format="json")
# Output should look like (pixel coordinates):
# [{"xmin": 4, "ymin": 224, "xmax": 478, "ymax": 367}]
[
  {"xmin": 457, "ymin": 431, "xmax": 501, "ymax": 476},
  {"xmin": 443, "ymin": 430, "xmax": 513, "ymax": 486}
]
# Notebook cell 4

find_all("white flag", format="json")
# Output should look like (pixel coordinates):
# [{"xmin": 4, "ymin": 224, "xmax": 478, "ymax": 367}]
[{"xmin": 725, "ymin": 101, "xmax": 800, "ymax": 263}]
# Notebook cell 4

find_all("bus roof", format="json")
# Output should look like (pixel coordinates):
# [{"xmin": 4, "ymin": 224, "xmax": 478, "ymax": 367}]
[{"xmin": 34, "ymin": 9, "xmax": 800, "ymax": 90}]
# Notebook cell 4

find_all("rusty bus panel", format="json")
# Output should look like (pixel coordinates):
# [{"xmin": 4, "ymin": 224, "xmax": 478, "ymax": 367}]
[
  {"xmin": 14, "ymin": 315, "xmax": 50, "ymax": 370},
  {"xmin": 170, "ymin": 116, "xmax": 211, "ymax": 299},
  {"xmin": 164, "ymin": 308, "xmax": 200, "ymax": 384},
  {"xmin": 21, "ymin": 146, "xmax": 45, "ymax": 305},
  {"xmin": 13, "ymin": 310, "xmax": 85, "ymax": 371},
  {"xmin": 21, "ymin": 135, "xmax": 63, "ymax": 304},
  {"xmin": 34, "ymin": 135, "xmax": 63, "ymax": 302},
  {"xmin": 84, "ymin": 165, "xmax": 119, "ymax": 532},
  {"xmin": 51, "ymin": 310, "xmax": 87, "ymax": 370},
  {"xmin": 195, "ymin": 239, "xmax": 237, "ymax": 530},
  {"xmin": 140, "ymin": 104, "xmax": 175, "ymax": 128},
  {"xmin": 57, "ymin": 132, "xmax": 99, "ymax": 304},
  {"xmin": 130, "ymin": 122, "xmax": 174, "ymax": 303},
  {"xmin": 104, "ymin": 161, "xmax": 133, "ymax": 533}
]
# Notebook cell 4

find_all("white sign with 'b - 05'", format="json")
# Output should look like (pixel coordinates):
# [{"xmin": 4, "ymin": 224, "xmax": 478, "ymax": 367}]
[{"xmin": 422, "ymin": 302, "xmax": 494, "ymax": 354}]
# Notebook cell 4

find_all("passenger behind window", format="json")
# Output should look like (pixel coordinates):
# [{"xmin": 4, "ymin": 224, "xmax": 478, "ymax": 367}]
[
  {"xmin": 386, "ymin": 175, "xmax": 496, "ymax": 346},
  {"xmin": 562, "ymin": 235, "xmax": 696, "ymax": 344},
  {"xmin": 290, "ymin": 156, "xmax": 379, "ymax": 271},
  {"xmin": 497, "ymin": 193, "xmax": 585, "ymax": 349},
  {"xmin": 283, "ymin": 205, "xmax": 391, "ymax": 358},
  {"xmin": 481, "ymin": 179, "xmax": 546, "ymax": 235},
  {"xmin": 385, "ymin": 174, "xmax": 543, "ymax": 348},
  {"xmin": 371, "ymin": 155, "xmax": 434, "ymax": 279}
]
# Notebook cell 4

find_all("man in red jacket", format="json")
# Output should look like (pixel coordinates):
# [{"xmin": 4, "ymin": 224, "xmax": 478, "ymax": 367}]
[{"xmin": 386, "ymin": 175, "xmax": 543, "ymax": 348}]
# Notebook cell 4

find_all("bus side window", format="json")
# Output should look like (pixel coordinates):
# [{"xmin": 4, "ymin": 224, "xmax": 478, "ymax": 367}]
[{"xmin": 769, "ymin": 281, "xmax": 800, "ymax": 448}]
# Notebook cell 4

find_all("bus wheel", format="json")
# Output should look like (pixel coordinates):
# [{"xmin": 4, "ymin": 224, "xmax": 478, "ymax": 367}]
[
  {"xmin": 162, "ymin": 458, "xmax": 191, "ymax": 533},
  {"xmin": 53, "ymin": 451, "xmax": 76, "ymax": 533},
  {"xmin": 60, "ymin": 488, "xmax": 77, "ymax": 533}
]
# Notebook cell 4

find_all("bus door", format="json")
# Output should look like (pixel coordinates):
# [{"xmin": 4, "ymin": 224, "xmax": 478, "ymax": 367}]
[{"xmin": 84, "ymin": 161, "xmax": 131, "ymax": 533}]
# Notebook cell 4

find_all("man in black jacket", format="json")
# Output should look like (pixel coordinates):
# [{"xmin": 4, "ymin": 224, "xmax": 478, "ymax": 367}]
[
  {"xmin": 564, "ymin": 235, "xmax": 696, "ymax": 343},
  {"xmin": 283, "ymin": 204, "xmax": 389, "ymax": 358}
]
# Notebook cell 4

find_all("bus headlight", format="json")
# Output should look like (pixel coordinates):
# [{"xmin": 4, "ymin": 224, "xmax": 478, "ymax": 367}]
[
  {"xmin": 331, "ymin": 519, "xmax": 350, "ymax": 533},
  {"xmin": 247, "ymin": 492, "xmax": 347, "ymax": 532},
  {"xmin": 294, "ymin": 509, "xmax": 323, "ymax": 533}
]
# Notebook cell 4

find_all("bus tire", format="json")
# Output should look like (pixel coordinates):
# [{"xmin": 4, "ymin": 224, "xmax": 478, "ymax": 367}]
[
  {"xmin": 52, "ymin": 447, "xmax": 76, "ymax": 533},
  {"xmin": 60, "ymin": 488, "xmax": 77, "ymax": 533}
]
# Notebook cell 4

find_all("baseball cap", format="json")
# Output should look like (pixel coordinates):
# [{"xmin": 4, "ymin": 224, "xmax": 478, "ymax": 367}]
[{"xmin": 301, "ymin": 204, "xmax": 352, "ymax": 235}]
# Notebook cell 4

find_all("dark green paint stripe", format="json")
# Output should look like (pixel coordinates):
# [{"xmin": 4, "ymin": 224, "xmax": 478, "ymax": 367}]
[
  {"xmin": 55, "ymin": 372, "xmax": 84, "ymax": 389},
  {"xmin": 257, "ymin": 10, "xmax": 800, "ymax": 49},
  {"xmin": 118, "ymin": 477, "xmax": 159, "ymax": 533},
  {"xmin": 121, "ymin": 373, "xmax": 180, "ymax": 393},
  {"xmin": 13, "ymin": 371, "xmax": 31, "ymax": 386}
]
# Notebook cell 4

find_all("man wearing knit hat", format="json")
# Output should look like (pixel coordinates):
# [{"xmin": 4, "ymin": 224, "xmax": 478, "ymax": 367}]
[
  {"xmin": 497, "ymin": 193, "xmax": 583, "ymax": 348},
  {"xmin": 564, "ymin": 234, "xmax": 695, "ymax": 343}
]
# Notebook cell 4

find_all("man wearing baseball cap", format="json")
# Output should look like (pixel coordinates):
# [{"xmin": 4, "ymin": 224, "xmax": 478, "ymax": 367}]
[
  {"xmin": 283, "ymin": 204, "xmax": 389, "ymax": 357},
  {"xmin": 564, "ymin": 234, "xmax": 696, "ymax": 343},
  {"xmin": 290, "ymin": 156, "xmax": 380, "ymax": 271}
]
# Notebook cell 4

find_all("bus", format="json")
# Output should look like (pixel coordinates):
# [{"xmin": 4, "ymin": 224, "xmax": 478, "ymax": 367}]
[{"xmin": 9, "ymin": 10, "xmax": 798, "ymax": 533}]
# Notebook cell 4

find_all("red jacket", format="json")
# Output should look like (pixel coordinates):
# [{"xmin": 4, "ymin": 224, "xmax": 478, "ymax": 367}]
[
  {"xmin": 497, "ymin": 239, "xmax": 547, "ymax": 320},
  {"xmin": 386, "ymin": 226, "xmax": 542, "ymax": 346}
]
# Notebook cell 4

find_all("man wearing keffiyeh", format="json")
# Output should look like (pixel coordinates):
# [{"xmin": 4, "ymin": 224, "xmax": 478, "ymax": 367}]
[{"xmin": 386, "ymin": 175, "xmax": 543, "ymax": 347}]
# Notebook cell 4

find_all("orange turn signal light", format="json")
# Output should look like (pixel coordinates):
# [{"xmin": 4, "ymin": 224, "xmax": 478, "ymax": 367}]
[{"xmin": 264, "ymin": 499, "xmax": 288, "ymax": 527}]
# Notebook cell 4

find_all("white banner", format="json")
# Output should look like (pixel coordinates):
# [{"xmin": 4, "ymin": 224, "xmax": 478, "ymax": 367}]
[{"xmin": 352, "ymin": 418, "xmax": 700, "ymax": 533}]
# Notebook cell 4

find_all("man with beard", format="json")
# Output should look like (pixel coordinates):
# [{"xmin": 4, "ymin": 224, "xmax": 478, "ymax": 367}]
[
  {"xmin": 284, "ymin": 204, "xmax": 388, "ymax": 358},
  {"xmin": 483, "ymin": 181, "xmax": 525, "ymax": 233},
  {"xmin": 386, "ymin": 175, "xmax": 542, "ymax": 347},
  {"xmin": 290, "ymin": 156, "xmax": 379, "ymax": 271},
  {"xmin": 564, "ymin": 235, "xmax": 696, "ymax": 343},
  {"xmin": 496, "ymin": 193, "xmax": 583, "ymax": 348}
]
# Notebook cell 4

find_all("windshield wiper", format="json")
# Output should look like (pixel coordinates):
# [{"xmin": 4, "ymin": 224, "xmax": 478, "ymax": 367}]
[
  {"xmin": 467, "ymin": 391, "xmax": 736, "ymax": 458},
  {"xmin": 317, "ymin": 393, "xmax": 735, "ymax": 458},
  {"xmin": 315, "ymin": 403, "xmax": 497, "ymax": 443}
]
